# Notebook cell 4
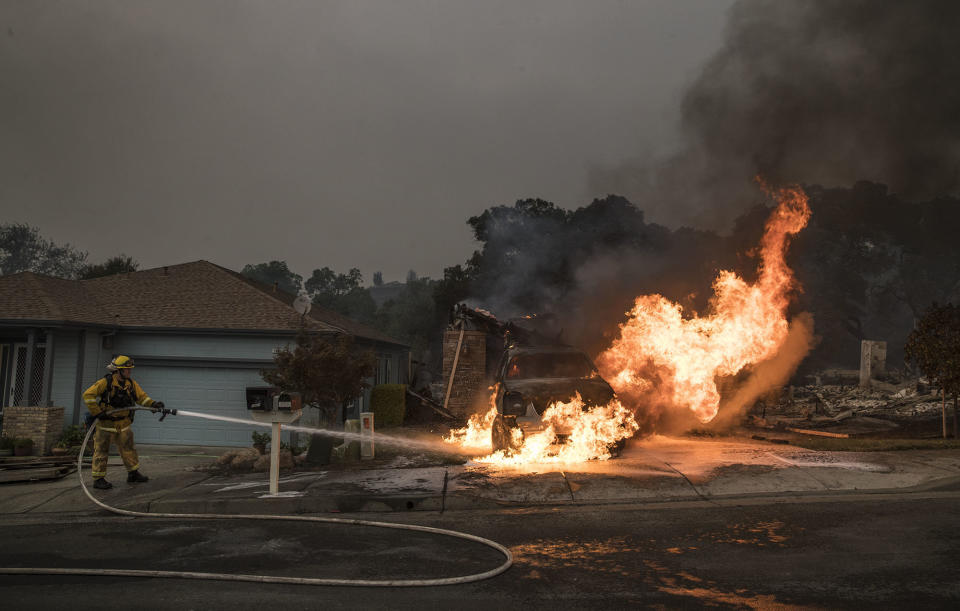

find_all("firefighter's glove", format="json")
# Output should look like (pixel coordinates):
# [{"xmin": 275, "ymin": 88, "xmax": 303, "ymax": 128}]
[{"xmin": 151, "ymin": 401, "xmax": 165, "ymax": 414}]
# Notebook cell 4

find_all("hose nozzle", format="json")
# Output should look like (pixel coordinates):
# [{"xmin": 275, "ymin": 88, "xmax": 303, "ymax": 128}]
[{"xmin": 159, "ymin": 408, "xmax": 177, "ymax": 422}]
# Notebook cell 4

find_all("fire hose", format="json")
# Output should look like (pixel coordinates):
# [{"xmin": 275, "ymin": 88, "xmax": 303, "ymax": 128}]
[{"xmin": 1, "ymin": 406, "xmax": 513, "ymax": 587}]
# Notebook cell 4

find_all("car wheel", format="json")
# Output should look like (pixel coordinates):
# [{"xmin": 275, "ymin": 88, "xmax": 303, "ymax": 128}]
[
  {"xmin": 491, "ymin": 414, "xmax": 523, "ymax": 455},
  {"xmin": 607, "ymin": 438, "xmax": 626, "ymax": 458}
]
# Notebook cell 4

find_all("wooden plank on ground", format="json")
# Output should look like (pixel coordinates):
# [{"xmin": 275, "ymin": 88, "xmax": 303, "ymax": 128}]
[
  {"xmin": 786, "ymin": 427, "xmax": 850, "ymax": 439},
  {"xmin": 407, "ymin": 389, "xmax": 456, "ymax": 419},
  {"xmin": 0, "ymin": 466, "xmax": 74, "ymax": 484}
]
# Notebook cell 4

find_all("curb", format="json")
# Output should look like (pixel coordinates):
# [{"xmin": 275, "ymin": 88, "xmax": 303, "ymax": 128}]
[
  {"xmin": 145, "ymin": 493, "xmax": 504, "ymax": 515},
  {"xmin": 135, "ymin": 474, "xmax": 960, "ymax": 515}
]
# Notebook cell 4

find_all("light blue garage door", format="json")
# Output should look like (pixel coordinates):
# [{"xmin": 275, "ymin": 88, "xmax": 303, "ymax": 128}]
[{"xmin": 130, "ymin": 367, "xmax": 264, "ymax": 447}]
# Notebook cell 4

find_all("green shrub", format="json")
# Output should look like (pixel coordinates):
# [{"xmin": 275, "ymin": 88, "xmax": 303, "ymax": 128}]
[
  {"xmin": 251, "ymin": 431, "xmax": 270, "ymax": 446},
  {"xmin": 0, "ymin": 435, "xmax": 13, "ymax": 450},
  {"xmin": 280, "ymin": 441, "xmax": 305, "ymax": 456},
  {"xmin": 370, "ymin": 384, "xmax": 406, "ymax": 428},
  {"xmin": 57, "ymin": 425, "xmax": 85, "ymax": 447},
  {"xmin": 14, "ymin": 437, "xmax": 33, "ymax": 449}
]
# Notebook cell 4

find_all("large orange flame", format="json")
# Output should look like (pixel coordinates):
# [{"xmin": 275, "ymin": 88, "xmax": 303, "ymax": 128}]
[
  {"xmin": 475, "ymin": 396, "xmax": 638, "ymax": 465},
  {"xmin": 443, "ymin": 388, "xmax": 638, "ymax": 465},
  {"xmin": 596, "ymin": 184, "xmax": 811, "ymax": 424},
  {"xmin": 442, "ymin": 183, "xmax": 810, "ymax": 463}
]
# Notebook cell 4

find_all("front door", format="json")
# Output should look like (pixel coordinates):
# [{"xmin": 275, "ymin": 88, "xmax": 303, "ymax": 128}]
[{"xmin": 7, "ymin": 342, "xmax": 45, "ymax": 406}]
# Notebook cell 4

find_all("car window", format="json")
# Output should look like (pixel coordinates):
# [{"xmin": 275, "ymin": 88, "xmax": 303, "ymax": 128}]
[{"xmin": 505, "ymin": 353, "xmax": 597, "ymax": 379}]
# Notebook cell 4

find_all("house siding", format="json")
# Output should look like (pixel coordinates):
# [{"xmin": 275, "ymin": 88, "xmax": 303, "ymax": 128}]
[
  {"xmin": 115, "ymin": 332, "xmax": 293, "ymax": 361},
  {"xmin": 4, "ymin": 326, "xmax": 408, "ymax": 447},
  {"xmin": 78, "ymin": 329, "xmax": 103, "ymax": 424},
  {"xmin": 354, "ymin": 344, "xmax": 409, "ymax": 424},
  {"xmin": 49, "ymin": 330, "xmax": 80, "ymax": 424}
]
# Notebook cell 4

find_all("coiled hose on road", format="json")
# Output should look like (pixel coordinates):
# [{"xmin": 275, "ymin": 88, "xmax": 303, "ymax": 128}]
[{"xmin": 1, "ymin": 407, "xmax": 513, "ymax": 587}]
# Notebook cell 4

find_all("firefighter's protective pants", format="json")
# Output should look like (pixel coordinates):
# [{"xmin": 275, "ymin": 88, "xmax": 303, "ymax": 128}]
[{"xmin": 91, "ymin": 422, "xmax": 140, "ymax": 479}]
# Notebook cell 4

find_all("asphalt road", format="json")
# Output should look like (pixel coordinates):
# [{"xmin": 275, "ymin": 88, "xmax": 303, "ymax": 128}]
[{"xmin": 2, "ymin": 490, "xmax": 959, "ymax": 610}]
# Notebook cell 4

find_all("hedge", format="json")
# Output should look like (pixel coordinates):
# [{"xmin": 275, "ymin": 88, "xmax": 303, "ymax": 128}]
[{"xmin": 370, "ymin": 384, "xmax": 406, "ymax": 428}]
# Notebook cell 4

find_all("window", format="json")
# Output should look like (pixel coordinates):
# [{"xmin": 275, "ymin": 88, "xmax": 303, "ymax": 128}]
[
  {"xmin": 375, "ymin": 353, "xmax": 392, "ymax": 385},
  {"xmin": 9, "ymin": 343, "xmax": 46, "ymax": 406}
]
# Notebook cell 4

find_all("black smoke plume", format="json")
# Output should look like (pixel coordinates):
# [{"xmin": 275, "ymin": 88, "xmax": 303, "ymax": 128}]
[{"xmin": 592, "ymin": 0, "xmax": 960, "ymax": 230}]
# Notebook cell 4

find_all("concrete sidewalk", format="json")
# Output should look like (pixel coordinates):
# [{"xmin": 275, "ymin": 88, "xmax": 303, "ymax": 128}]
[{"xmin": 3, "ymin": 437, "xmax": 960, "ymax": 516}]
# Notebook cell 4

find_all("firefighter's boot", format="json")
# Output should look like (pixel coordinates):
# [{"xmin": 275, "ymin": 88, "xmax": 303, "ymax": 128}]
[
  {"xmin": 93, "ymin": 478, "xmax": 113, "ymax": 490},
  {"xmin": 127, "ymin": 470, "xmax": 149, "ymax": 483}
]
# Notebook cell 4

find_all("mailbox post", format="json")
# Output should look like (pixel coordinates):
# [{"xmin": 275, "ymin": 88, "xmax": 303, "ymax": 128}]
[
  {"xmin": 360, "ymin": 411, "xmax": 374, "ymax": 459},
  {"xmin": 247, "ymin": 388, "xmax": 302, "ymax": 495}
]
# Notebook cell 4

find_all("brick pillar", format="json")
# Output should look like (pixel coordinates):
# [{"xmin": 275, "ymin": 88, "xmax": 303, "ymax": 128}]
[
  {"xmin": 2, "ymin": 406, "xmax": 65, "ymax": 456},
  {"xmin": 441, "ymin": 329, "xmax": 487, "ymax": 417}
]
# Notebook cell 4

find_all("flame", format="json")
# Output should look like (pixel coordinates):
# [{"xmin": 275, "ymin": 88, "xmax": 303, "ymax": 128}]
[
  {"xmin": 596, "ymin": 183, "xmax": 811, "ymax": 424},
  {"xmin": 442, "ymin": 386, "xmax": 499, "ymax": 450},
  {"xmin": 476, "ymin": 396, "xmax": 638, "ymax": 465},
  {"xmin": 443, "ymin": 388, "xmax": 638, "ymax": 465},
  {"xmin": 442, "ymin": 182, "xmax": 809, "ymax": 463}
]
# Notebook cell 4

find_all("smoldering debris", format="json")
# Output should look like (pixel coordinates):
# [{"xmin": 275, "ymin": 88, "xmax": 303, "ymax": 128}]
[{"xmin": 747, "ymin": 371, "xmax": 949, "ymax": 438}]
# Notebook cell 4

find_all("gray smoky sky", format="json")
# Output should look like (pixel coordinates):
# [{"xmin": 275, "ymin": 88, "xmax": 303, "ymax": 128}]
[
  {"xmin": 592, "ymin": 0, "xmax": 960, "ymax": 230},
  {"xmin": 0, "ymin": 0, "xmax": 732, "ymax": 282}
]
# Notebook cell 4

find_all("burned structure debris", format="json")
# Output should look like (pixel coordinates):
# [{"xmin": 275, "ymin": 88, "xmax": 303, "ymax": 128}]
[{"xmin": 750, "ymin": 340, "xmax": 956, "ymax": 439}]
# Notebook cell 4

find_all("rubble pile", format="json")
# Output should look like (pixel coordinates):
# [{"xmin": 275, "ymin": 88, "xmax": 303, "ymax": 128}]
[
  {"xmin": 748, "ymin": 370, "xmax": 947, "ymax": 437},
  {"xmin": 785, "ymin": 384, "xmax": 941, "ymax": 419}
]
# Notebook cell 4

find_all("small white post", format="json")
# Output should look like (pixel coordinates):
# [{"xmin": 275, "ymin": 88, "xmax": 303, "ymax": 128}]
[
  {"xmin": 270, "ymin": 421, "xmax": 281, "ymax": 495},
  {"xmin": 248, "ymin": 395, "xmax": 301, "ymax": 496},
  {"xmin": 360, "ymin": 411, "xmax": 374, "ymax": 459}
]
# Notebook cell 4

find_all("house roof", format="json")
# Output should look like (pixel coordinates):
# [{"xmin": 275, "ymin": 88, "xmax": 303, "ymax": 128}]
[
  {"xmin": 0, "ymin": 261, "xmax": 408, "ymax": 346},
  {"xmin": 0, "ymin": 272, "xmax": 105, "ymax": 325},
  {"xmin": 210, "ymin": 263, "xmax": 409, "ymax": 346}
]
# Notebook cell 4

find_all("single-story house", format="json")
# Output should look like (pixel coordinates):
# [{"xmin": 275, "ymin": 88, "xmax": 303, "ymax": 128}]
[{"xmin": 0, "ymin": 261, "xmax": 409, "ymax": 447}]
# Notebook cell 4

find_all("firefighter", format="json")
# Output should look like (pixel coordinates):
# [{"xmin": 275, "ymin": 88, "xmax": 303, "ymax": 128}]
[{"xmin": 82, "ymin": 355, "xmax": 165, "ymax": 490}]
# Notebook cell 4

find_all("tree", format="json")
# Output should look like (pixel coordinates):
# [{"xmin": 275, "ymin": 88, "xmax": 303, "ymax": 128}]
[
  {"xmin": 373, "ymin": 271, "xmax": 384, "ymax": 286},
  {"xmin": 376, "ymin": 277, "xmax": 438, "ymax": 356},
  {"xmin": 306, "ymin": 266, "xmax": 376, "ymax": 323},
  {"xmin": 433, "ymin": 264, "xmax": 473, "ymax": 316},
  {"xmin": 305, "ymin": 266, "xmax": 362, "ymax": 298},
  {"xmin": 241, "ymin": 261, "xmax": 303, "ymax": 295},
  {"xmin": 81, "ymin": 255, "xmax": 139, "ymax": 279},
  {"xmin": 261, "ymin": 332, "xmax": 375, "ymax": 426},
  {"xmin": 905, "ymin": 302, "xmax": 960, "ymax": 438},
  {"xmin": 0, "ymin": 223, "xmax": 87, "ymax": 278},
  {"xmin": 406, "ymin": 269, "xmax": 418, "ymax": 283}
]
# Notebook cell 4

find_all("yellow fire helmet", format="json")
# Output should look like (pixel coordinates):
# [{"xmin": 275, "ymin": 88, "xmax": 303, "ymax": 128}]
[{"xmin": 108, "ymin": 355, "xmax": 135, "ymax": 371}]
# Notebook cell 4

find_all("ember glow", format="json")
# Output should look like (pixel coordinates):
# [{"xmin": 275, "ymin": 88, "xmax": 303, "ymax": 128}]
[{"xmin": 596, "ymin": 184, "xmax": 811, "ymax": 423}]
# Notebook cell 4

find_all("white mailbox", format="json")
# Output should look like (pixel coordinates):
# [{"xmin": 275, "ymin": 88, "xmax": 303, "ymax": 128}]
[
  {"xmin": 360, "ymin": 411, "xmax": 374, "ymax": 459},
  {"xmin": 246, "ymin": 388, "xmax": 302, "ymax": 495}
]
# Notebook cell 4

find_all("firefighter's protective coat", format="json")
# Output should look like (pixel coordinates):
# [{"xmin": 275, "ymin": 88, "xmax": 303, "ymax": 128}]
[{"xmin": 82, "ymin": 373, "xmax": 156, "ymax": 478}]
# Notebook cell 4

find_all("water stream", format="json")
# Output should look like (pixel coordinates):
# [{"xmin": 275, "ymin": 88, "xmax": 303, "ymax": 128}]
[{"xmin": 175, "ymin": 409, "xmax": 469, "ymax": 455}]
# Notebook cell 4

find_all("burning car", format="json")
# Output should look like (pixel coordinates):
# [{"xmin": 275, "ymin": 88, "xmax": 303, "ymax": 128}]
[{"xmin": 490, "ymin": 344, "xmax": 626, "ymax": 456}]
